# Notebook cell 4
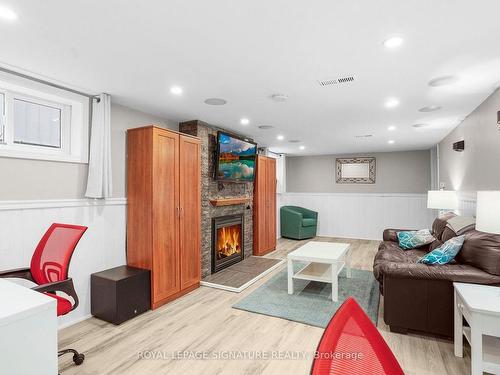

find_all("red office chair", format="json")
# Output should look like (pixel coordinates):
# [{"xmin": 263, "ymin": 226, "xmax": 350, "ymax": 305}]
[
  {"xmin": 0, "ymin": 223, "xmax": 88, "ymax": 367},
  {"xmin": 311, "ymin": 297, "xmax": 404, "ymax": 375}
]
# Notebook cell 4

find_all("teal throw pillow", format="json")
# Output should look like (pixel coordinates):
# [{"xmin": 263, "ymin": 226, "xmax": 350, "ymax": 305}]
[
  {"xmin": 397, "ymin": 229, "xmax": 435, "ymax": 250},
  {"xmin": 418, "ymin": 235, "xmax": 466, "ymax": 265}
]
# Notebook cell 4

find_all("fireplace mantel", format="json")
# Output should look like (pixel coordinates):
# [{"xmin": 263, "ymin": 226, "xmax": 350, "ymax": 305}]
[{"xmin": 209, "ymin": 197, "xmax": 252, "ymax": 207}]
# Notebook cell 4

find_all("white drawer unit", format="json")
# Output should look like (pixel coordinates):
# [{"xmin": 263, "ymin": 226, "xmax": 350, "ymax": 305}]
[{"xmin": 454, "ymin": 283, "xmax": 500, "ymax": 375}]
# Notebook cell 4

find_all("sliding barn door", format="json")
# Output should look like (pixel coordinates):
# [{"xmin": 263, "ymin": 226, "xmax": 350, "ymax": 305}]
[{"xmin": 179, "ymin": 135, "xmax": 201, "ymax": 289}]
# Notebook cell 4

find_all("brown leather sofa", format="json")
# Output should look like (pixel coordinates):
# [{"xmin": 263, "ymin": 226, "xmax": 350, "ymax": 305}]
[{"xmin": 373, "ymin": 213, "xmax": 500, "ymax": 338}]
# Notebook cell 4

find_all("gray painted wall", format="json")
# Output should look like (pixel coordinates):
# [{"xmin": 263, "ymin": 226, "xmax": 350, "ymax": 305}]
[
  {"xmin": 439, "ymin": 88, "xmax": 500, "ymax": 191},
  {"xmin": 0, "ymin": 103, "xmax": 178, "ymax": 200},
  {"xmin": 286, "ymin": 150, "xmax": 431, "ymax": 193}
]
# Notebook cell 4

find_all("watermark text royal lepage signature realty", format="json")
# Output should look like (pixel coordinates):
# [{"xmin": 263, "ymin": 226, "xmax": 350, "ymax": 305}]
[{"xmin": 138, "ymin": 350, "xmax": 364, "ymax": 361}]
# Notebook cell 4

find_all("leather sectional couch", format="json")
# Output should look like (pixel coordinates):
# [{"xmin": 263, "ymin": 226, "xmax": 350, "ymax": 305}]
[{"xmin": 373, "ymin": 213, "xmax": 500, "ymax": 338}]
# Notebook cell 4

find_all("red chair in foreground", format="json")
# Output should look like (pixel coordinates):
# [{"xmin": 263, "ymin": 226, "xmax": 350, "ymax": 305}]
[
  {"xmin": 0, "ymin": 223, "xmax": 88, "ymax": 367},
  {"xmin": 311, "ymin": 297, "xmax": 404, "ymax": 375}
]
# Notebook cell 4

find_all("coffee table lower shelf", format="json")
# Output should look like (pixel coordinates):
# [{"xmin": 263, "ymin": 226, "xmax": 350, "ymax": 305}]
[{"xmin": 292, "ymin": 262, "xmax": 345, "ymax": 283}]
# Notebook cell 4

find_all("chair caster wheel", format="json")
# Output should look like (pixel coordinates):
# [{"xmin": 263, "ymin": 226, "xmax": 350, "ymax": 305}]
[{"xmin": 73, "ymin": 353, "xmax": 85, "ymax": 365}]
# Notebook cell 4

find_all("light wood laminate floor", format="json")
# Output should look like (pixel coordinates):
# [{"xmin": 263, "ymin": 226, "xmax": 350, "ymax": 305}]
[{"xmin": 59, "ymin": 237, "xmax": 471, "ymax": 375}]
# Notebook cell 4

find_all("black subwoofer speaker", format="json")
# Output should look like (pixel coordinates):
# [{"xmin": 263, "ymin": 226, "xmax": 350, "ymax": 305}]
[{"xmin": 91, "ymin": 265, "xmax": 150, "ymax": 325}]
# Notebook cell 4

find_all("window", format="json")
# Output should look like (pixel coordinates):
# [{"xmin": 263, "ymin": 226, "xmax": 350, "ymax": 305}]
[
  {"xmin": 0, "ymin": 77, "xmax": 89, "ymax": 163},
  {"xmin": 14, "ymin": 98, "xmax": 63, "ymax": 148}
]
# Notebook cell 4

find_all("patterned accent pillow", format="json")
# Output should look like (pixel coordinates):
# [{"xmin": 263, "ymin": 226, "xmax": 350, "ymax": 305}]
[
  {"xmin": 397, "ymin": 229, "xmax": 435, "ymax": 250},
  {"xmin": 418, "ymin": 235, "xmax": 466, "ymax": 265}
]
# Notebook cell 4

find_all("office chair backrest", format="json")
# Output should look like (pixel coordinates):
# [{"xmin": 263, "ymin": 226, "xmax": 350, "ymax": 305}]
[
  {"xmin": 311, "ymin": 297, "xmax": 404, "ymax": 375},
  {"xmin": 30, "ymin": 223, "xmax": 88, "ymax": 285}
]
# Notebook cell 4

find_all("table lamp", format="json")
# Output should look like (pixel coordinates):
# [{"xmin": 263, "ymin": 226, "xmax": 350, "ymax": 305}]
[
  {"xmin": 476, "ymin": 191, "xmax": 500, "ymax": 234},
  {"xmin": 427, "ymin": 190, "xmax": 458, "ymax": 216}
]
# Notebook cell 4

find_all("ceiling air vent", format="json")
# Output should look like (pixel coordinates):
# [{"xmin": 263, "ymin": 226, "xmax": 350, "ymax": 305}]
[
  {"xmin": 318, "ymin": 75, "xmax": 356, "ymax": 87},
  {"xmin": 355, "ymin": 134, "xmax": 373, "ymax": 139}
]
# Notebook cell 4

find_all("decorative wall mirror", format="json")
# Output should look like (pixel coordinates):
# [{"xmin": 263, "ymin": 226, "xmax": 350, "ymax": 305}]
[{"xmin": 336, "ymin": 157, "xmax": 376, "ymax": 184}]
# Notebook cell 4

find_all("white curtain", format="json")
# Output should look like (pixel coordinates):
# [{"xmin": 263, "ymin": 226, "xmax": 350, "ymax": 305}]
[{"xmin": 85, "ymin": 93, "xmax": 113, "ymax": 198}]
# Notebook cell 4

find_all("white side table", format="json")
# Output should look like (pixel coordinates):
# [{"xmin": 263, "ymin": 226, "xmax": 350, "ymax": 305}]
[{"xmin": 454, "ymin": 282, "xmax": 500, "ymax": 375}]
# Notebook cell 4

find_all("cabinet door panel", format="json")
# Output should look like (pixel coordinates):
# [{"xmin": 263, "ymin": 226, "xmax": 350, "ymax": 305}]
[
  {"xmin": 179, "ymin": 135, "xmax": 201, "ymax": 289},
  {"xmin": 152, "ymin": 130, "xmax": 180, "ymax": 301},
  {"xmin": 253, "ymin": 156, "xmax": 268, "ymax": 254},
  {"xmin": 265, "ymin": 158, "xmax": 277, "ymax": 251}
]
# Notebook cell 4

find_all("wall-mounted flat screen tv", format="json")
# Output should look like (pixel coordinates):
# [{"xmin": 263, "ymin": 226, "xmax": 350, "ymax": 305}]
[{"xmin": 215, "ymin": 131, "xmax": 257, "ymax": 182}]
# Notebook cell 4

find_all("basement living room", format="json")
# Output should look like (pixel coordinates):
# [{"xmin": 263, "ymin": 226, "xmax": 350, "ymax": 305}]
[{"xmin": 1, "ymin": 1, "xmax": 500, "ymax": 375}]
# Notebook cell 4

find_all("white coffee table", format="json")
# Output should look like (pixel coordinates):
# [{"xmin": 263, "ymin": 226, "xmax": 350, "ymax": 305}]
[
  {"xmin": 287, "ymin": 241, "xmax": 351, "ymax": 302},
  {"xmin": 454, "ymin": 282, "xmax": 500, "ymax": 375}
]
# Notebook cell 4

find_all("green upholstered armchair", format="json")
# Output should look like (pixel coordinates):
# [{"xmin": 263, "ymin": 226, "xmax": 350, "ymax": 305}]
[{"xmin": 280, "ymin": 206, "xmax": 318, "ymax": 240}]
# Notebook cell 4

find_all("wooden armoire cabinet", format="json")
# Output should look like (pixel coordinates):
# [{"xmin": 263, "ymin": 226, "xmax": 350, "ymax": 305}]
[
  {"xmin": 253, "ymin": 155, "xmax": 277, "ymax": 256},
  {"xmin": 126, "ymin": 126, "xmax": 201, "ymax": 309}
]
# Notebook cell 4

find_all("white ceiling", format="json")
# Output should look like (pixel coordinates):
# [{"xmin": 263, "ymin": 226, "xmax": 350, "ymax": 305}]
[{"xmin": 2, "ymin": 0, "xmax": 500, "ymax": 155}]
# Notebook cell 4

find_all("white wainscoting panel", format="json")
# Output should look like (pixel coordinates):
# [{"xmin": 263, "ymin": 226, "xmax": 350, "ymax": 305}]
[
  {"xmin": 0, "ymin": 198, "xmax": 127, "ymax": 328},
  {"xmin": 457, "ymin": 191, "xmax": 477, "ymax": 217},
  {"xmin": 279, "ymin": 193, "xmax": 435, "ymax": 240}
]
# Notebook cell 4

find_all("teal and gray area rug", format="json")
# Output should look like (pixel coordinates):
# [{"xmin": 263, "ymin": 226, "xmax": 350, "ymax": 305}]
[{"xmin": 232, "ymin": 264, "xmax": 380, "ymax": 328}]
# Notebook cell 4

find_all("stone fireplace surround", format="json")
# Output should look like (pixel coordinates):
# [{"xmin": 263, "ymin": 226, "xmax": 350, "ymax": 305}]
[{"xmin": 179, "ymin": 120, "xmax": 253, "ymax": 278}]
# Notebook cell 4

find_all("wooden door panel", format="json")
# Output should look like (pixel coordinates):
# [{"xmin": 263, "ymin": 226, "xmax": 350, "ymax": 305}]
[
  {"xmin": 253, "ymin": 156, "xmax": 268, "ymax": 255},
  {"xmin": 265, "ymin": 158, "xmax": 277, "ymax": 251},
  {"xmin": 152, "ymin": 130, "xmax": 180, "ymax": 302},
  {"xmin": 179, "ymin": 135, "xmax": 201, "ymax": 289}
]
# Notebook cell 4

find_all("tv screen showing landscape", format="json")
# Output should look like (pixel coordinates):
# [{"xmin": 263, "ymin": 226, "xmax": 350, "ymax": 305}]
[{"xmin": 216, "ymin": 132, "xmax": 257, "ymax": 181}]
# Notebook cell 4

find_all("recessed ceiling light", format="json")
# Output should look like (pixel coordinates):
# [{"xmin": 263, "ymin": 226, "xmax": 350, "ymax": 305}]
[
  {"xmin": 299, "ymin": 145, "xmax": 306, "ymax": 150},
  {"xmin": 0, "ymin": 5, "xmax": 17, "ymax": 21},
  {"xmin": 170, "ymin": 86, "xmax": 183, "ymax": 95},
  {"xmin": 387, "ymin": 126, "xmax": 397, "ymax": 131},
  {"xmin": 418, "ymin": 105, "xmax": 442, "ymax": 112},
  {"xmin": 258, "ymin": 125, "xmax": 274, "ymax": 130},
  {"xmin": 240, "ymin": 118, "xmax": 250, "ymax": 125},
  {"xmin": 388, "ymin": 140, "xmax": 395, "ymax": 144},
  {"xmin": 384, "ymin": 98, "xmax": 400, "ymax": 108},
  {"xmin": 289, "ymin": 139, "xmax": 301, "ymax": 143},
  {"xmin": 383, "ymin": 36, "xmax": 404, "ymax": 49},
  {"xmin": 412, "ymin": 123, "xmax": 428, "ymax": 128},
  {"xmin": 277, "ymin": 135, "xmax": 284, "ymax": 141},
  {"xmin": 428, "ymin": 75, "xmax": 459, "ymax": 87},
  {"xmin": 204, "ymin": 98, "xmax": 227, "ymax": 105},
  {"xmin": 270, "ymin": 93, "xmax": 289, "ymax": 102}
]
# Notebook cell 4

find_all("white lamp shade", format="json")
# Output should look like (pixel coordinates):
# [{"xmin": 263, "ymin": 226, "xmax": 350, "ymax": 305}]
[
  {"xmin": 427, "ymin": 190, "xmax": 458, "ymax": 210},
  {"xmin": 476, "ymin": 191, "xmax": 500, "ymax": 234}
]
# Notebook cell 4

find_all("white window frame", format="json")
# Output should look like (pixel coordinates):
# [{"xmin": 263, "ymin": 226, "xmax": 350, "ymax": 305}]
[{"xmin": 0, "ymin": 78, "xmax": 89, "ymax": 163}]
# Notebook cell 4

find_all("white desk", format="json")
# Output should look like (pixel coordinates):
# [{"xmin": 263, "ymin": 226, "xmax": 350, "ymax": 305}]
[
  {"xmin": 454, "ymin": 282, "xmax": 500, "ymax": 375},
  {"xmin": 287, "ymin": 241, "xmax": 351, "ymax": 301},
  {"xmin": 0, "ymin": 279, "xmax": 58, "ymax": 375}
]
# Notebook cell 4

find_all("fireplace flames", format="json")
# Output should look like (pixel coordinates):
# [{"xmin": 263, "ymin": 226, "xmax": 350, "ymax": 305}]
[{"xmin": 216, "ymin": 224, "xmax": 241, "ymax": 259}]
